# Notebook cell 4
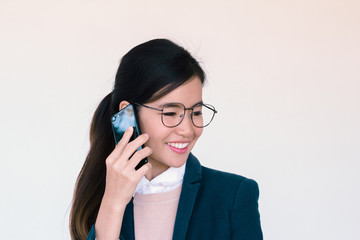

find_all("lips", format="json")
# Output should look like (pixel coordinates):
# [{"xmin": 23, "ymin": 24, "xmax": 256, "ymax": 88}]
[
  {"xmin": 167, "ymin": 142, "xmax": 189, "ymax": 149},
  {"xmin": 167, "ymin": 142, "xmax": 189, "ymax": 154}
]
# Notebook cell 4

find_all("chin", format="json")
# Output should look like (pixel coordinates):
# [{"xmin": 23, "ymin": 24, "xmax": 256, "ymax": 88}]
[
  {"xmin": 171, "ymin": 161, "xmax": 187, "ymax": 168},
  {"xmin": 169, "ymin": 153, "xmax": 190, "ymax": 168}
]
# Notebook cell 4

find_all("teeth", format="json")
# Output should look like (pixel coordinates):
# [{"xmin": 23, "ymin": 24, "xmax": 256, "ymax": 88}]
[{"xmin": 168, "ymin": 142, "xmax": 189, "ymax": 149}]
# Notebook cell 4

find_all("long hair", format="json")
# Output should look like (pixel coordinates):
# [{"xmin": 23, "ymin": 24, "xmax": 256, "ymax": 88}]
[{"xmin": 70, "ymin": 39, "xmax": 205, "ymax": 239}]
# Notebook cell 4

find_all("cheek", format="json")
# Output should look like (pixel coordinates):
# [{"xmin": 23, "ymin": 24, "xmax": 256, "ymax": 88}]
[
  {"xmin": 195, "ymin": 128, "xmax": 203, "ymax": 139},
  {"xmin": 138, "ymin": 111, "xmax": 157, "ymax": 133},
  {"xmin": 138, "ymin": 112, "xmax": 167, "ymax": 143}
]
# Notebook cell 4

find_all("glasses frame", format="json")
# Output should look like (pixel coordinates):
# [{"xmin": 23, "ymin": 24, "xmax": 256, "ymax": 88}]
[{"xmin": 133, "ymin": 102, "xmax": 217, "ymax": 128}]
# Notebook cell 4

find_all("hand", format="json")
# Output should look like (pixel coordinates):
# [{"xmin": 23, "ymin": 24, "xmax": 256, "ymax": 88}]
[
  {"xmin": 95, "ymin": 127, "xmax": 152, "ymax": 239},
  {"xmin": 103, "ymin": 126, "xmax": 152, "ymax": 208}
]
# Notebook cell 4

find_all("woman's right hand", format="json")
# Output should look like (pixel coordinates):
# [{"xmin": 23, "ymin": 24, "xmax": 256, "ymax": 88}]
[
  {"xmin": 103, "ymin": 126, "xmax": 152, "ymax": 206},
  {"xmin": 95, "ymin": 127, "xmax": 152, "ymax": 240}
]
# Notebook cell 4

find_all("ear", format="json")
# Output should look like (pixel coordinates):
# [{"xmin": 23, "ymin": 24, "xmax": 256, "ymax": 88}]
[{"xmin": 119, "ymin": 100, "xmax": 131, "ymax": 111}]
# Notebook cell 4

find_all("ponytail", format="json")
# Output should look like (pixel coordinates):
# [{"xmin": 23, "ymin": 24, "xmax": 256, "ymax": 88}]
[{"xmin": 70, "ymin": 93, "xmax": 115, "ymax": 240}]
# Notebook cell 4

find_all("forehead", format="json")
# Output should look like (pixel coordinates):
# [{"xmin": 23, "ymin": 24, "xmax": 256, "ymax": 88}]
[{"xmin": 151, "ymin": 77, "xmax": 203, "ymax": 107}]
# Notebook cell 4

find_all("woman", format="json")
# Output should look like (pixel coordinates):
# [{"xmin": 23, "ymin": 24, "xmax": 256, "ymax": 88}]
[{"xmin": 70, "ymin": 39, "xmax": 263, "ymax": 240}]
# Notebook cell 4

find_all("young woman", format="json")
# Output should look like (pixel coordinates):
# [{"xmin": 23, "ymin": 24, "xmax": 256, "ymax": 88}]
[{"xmin": 70, "ymin": 39, "xmax": 263, "ymax": 240}]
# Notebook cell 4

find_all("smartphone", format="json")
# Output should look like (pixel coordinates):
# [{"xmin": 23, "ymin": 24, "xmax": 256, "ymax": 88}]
[{"xmin": 111, "ymin": 104, "xmax": 148, "ymax": 170}]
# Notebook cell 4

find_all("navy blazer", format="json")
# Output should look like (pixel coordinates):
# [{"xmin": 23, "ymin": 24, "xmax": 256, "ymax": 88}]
[{"xmin": 87, "ymin": 153, "xmax": 263, "ymax": 239}]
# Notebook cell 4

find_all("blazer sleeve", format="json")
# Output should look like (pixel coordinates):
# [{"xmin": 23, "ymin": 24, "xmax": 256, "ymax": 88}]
[
  {"xmin": 231, "ymin": 178, "xmax": 263, "ymax": 240},
  {"xmin": 86, "ymin": 224, "xmax": 95, "ymax": 240},
  {"xmin": 86, "ymin": 224, "xmax": 124, "ymax": 240}
]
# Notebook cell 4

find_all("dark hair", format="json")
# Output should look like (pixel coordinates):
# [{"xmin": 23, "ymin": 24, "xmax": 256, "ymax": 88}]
[{"xmin": 70, "ymin": 39, "xmax": 205, "ymax": 239}]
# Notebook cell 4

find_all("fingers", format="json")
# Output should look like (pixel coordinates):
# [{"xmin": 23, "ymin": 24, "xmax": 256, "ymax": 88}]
[
  {"xmin": 107, "ymin": 127, "xmax": 134, "ymax": 164},
  {"xmin": 101, "ymin": 127, "xmax": 153, "ymax": 212},
  {"xmin": 121, "ymin": 133, "xmax": 149, "ymax": 159},
  {"xmin": 127, "ymin": 146, "xmax": 152, "ymax": 170},
  {"xmin": 106, "ymin": 126, "xmax": 151, "ymax": 172},
  {"xmin": 107, "ymin": 127, "xmax": 148, "ymax": 161},
  {"xmin": 134, "ymin": 162, "xmax": 152, "ymax": 180}
]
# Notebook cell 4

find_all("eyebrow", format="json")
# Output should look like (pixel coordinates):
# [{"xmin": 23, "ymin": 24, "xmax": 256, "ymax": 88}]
[{"xmin": 159, "ymin": 101, "xmax": 203, "ymax": 108}]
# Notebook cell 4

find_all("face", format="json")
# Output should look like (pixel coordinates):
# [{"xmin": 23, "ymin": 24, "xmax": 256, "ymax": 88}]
[{"xmin": 138, "ymin": 77, "xmax": 203, "ymax": 176}]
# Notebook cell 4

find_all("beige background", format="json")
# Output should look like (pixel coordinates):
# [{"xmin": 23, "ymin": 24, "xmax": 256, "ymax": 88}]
[{"xmin": 1, "ymin": 0, "xmax": 359, "ymax": 239}]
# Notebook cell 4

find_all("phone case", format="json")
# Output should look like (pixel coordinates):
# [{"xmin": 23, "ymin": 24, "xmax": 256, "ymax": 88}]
[{"xmin": 111, "ymin": 104, "xmax": 148, "ymax": 170}]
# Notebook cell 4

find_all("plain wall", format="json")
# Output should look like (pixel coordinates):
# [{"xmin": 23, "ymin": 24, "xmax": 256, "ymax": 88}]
[{"xmin": 1, "ymin": 0, "xmax": 359, "ymax": 239}]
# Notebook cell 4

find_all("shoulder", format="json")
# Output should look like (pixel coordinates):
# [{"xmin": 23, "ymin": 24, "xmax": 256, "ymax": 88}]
[
  {"xmin": 201, "ymin": 165, "xmax": 248, "ymax": 183},
  {"xmin": 185, "ymin": 153, "xmax": 259, "ymax": 199},
  {"xmin": 183, "ymin": 154, "xmax": 263, "ymax": 239},
  {"xmin": 200, "ymin": 166, "xmax": 261, "ymax": 231},
  {"xmin": 186, "ymin": 153, "xmax": 259, "ymax": 190},
  {"xmin": 201, "ymin": 166, "xmax": 259, "ymax": 195}
]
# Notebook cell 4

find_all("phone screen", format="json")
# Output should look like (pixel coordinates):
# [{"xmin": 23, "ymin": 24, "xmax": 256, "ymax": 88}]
[{"xmin": 111, "ymin": 104, "xmax": 148, "ymax": 170}]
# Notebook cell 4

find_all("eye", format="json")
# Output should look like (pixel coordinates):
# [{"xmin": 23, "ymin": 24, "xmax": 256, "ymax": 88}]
[
  {"xmin": 192, "ymin": 111, "xmax": 202, "ymax": 116},
  {"xmin": 163, "ymin": 112, "xmax": 177, "ymax": 117}
]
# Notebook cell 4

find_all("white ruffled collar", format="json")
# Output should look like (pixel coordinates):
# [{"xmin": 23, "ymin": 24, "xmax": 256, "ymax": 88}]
[{"xmin": 134, "ymin": 162, "xmax": 186, "ymax": 195}]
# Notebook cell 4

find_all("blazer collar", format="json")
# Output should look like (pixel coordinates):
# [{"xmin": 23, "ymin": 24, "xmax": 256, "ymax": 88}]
[
  {"xmin": 119, "ymin": 153, "xmax": 202, "ymax": 240},
  {"xmin": 173, "ymin": 153, "xmax": 202, "ymax": 240}
]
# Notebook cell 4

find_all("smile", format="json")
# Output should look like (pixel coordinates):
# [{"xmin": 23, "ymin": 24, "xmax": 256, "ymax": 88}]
[
  {"xmin": 167, "ymin": 142, "xmax": 189, "ymax": 153},
  {"xmin": 167, "ymin": 142, "xmax": 189, "ymax": 149}
]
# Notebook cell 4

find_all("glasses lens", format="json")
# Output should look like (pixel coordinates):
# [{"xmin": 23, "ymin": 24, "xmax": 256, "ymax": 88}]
[
  {"xmin": 192, "ymin": 103, "xmax": 215, "ymax": 127},
  {"xmin": 162, "ymin": 103, "xmax": 184, "ymax": 127}
]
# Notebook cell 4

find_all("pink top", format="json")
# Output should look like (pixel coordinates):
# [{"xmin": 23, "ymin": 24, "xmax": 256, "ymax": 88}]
[{"xmin": 133, "ymin": 185, "xmax": 182, "ymax": 240}]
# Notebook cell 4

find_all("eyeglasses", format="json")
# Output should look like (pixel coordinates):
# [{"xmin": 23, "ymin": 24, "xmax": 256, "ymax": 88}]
[{"xmin": 133, "ymin": 102, "xmax": 217, "ymax": 128}]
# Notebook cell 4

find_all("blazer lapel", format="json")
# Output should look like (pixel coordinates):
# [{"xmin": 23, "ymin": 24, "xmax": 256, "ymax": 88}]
[
  {"xmin": 120, "ymin": 198, "xmax": 135, "ymax": 240},
  {"xmin": 173, "ymin": 153, "xmax": 202, "ymax": 240}
]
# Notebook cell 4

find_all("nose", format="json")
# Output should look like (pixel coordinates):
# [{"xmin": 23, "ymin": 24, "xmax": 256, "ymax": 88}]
[{"xmin": 176, "ymin": 110, "xmax": 195, "ymax": 137}]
